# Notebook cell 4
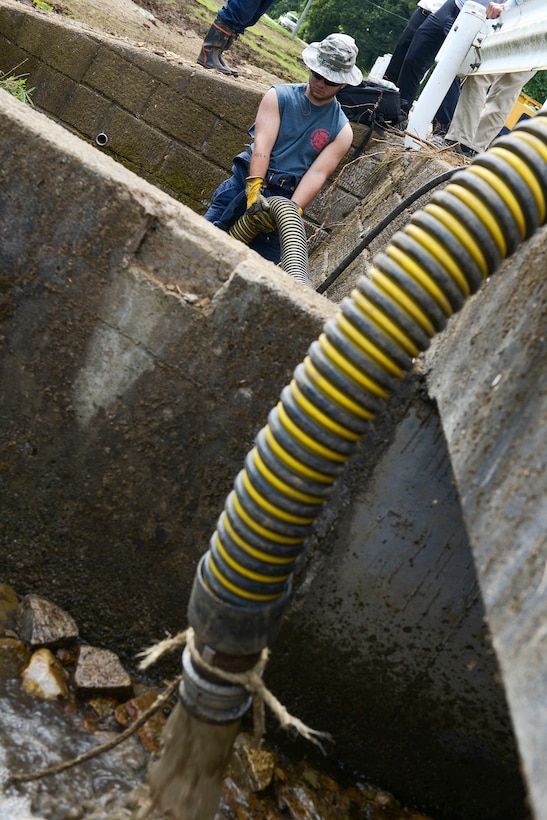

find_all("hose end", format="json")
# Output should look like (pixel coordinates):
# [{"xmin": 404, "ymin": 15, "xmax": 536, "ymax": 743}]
[
  {"xmin": 188, "ymin": 555, "xmax": 292, "ymax": 655},
  {"xmin": 179, "ymin": 645, "xmax": 252, "ymax": 724}
]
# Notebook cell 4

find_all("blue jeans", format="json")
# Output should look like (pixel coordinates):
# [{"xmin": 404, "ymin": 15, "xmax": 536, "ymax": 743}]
[
  {"xmin": 217, "ymin": 0, "xmax": 277, "ymax": 34},
  {"xmin": 396, "ymin": 0, "xmax": 461, "ymax": 131},
  {"xmin": 204, "ymin": 151, "xmax": 299, "ymax": 264}
]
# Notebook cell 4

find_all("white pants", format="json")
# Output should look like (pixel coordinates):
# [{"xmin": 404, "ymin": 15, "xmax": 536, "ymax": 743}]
[{"xmin": 446, "ymin": 70, "xmax": 537, "ymax": 152}]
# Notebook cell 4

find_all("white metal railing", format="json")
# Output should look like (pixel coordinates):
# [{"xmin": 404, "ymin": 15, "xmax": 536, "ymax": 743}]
[{"xmin": 404, "ymin": 0, "xmax": 547, "ymax": 149}]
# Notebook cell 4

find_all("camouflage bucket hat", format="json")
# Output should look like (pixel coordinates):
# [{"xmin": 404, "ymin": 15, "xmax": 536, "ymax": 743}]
[{"xmin": 302, "ymin": 33, "xmax": 363, "ymax": 86}]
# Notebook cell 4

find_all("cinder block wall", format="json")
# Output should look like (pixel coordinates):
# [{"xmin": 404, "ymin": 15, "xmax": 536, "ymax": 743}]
[{"xmin": 0, "ymin": 0, "xmax": 262, "ymax": 212}]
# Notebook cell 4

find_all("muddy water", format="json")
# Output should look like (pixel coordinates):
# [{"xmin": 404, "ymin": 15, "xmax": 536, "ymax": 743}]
[
  {"xmin": 0, "ymin": 670, "xmax": 434, "ymax": 820},
  {"xmin": 0, "ymin": 675, "xmax": 148, "ymax": 819}
]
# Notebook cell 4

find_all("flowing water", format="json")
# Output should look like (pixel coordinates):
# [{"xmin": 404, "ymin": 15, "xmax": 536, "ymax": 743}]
[
  {"xmin": 0, "ymin": 665, "xmax": 435, "ymax": 820},
  {"xmin": 0, "ymin": 675, "xmax": 149, "ymax": 819}
]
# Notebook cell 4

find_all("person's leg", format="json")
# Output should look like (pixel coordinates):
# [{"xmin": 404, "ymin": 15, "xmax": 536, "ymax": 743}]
[
  {"xmin": 204, "ymin": 155, "xmax": 249, "ymax": 228},
  {"xmin": 205, "ymin": 176, "xmax": 281, "ymax": 263},
  {"xmin": 433, "ymin": 77, "xmax": 461, "ymax": 134},
  {"xmin": 204, "ymin": 176, "xmax": 244, "ymax": 226},
  {"xmin": 384, "ymin": 7, "xmax": 430, "ymax": 85},
  {"xmin": 198, "ymin": 1, "xmax": 276, "ymax": 75},
  {"xmin": 471, "ymin": 70, "xmax": 537, "ymax": 152},
  {"xmin": 248, "ymin": 231, "xmax": 281, "ymax": 263},
  {"xmin": 396, "ymin": 0, "xmax": 458, "ymax": 110},
  {"xmin": 217, "ymin": 0, "xmax": 276, "ymax": 34},
  {"xmin": 445, "ymin": 73, "xmax": 492, "ymax": 147}
]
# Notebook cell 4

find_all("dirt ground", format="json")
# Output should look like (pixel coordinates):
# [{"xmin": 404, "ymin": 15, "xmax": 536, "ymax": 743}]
[{"xmin": 26, "ymin": 0, "xmax": 305, "ymax": 89}]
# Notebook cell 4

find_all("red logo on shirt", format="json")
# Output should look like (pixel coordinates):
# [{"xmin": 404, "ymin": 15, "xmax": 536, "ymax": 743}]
[{"xmin": 310, "ymin": 128, "xmax": 330, "ymax": 152}]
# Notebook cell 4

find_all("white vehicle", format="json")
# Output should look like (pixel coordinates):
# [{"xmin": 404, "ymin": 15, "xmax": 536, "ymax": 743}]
[{"xmin": 278, "ymin": 11, "xmax": 299, "ymax": 33}]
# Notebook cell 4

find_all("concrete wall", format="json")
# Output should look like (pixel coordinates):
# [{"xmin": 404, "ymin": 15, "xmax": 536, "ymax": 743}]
[
  {"xmin": 424, "ymin": 234, "xmax": 547, "ymax": 819},
  {"xmin": 268, "ymin": 389, "xmax": 527, "ymax": 820},
  {"xmin": 0, "ymin": 87, "xmax": 338, "ymax": 652}
]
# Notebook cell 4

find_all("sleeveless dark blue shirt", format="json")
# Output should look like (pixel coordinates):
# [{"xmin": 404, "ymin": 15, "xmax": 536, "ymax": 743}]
[{"xmin": 249, "ymin": 84, "xmax": 348, "ymax": 178}]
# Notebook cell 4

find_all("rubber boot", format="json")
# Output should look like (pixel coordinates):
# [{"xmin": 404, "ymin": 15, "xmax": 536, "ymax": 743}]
[{"xmin": 197, "ymin": 19, "xmax": 238, "ymax": 77}]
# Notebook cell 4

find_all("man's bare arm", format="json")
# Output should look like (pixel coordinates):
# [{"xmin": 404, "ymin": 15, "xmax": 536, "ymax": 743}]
[{"xmin": 248, "ymin": 88, "xmax": 281, "ymax": 180}]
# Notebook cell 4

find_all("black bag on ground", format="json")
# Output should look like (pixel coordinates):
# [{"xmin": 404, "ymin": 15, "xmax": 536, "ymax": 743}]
[{"xmin": 337, "ymin": 80, "xmax": 403, "ymax": 128}]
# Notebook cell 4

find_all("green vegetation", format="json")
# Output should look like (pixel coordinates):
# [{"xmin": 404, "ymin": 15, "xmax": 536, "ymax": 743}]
[
  {"xmin": 266, "ymin": 0, "xmax": 415, "ymax": 71},
  {"xmin": 244, "ymin": 18, "xmax": 308, "ymax": 81},
  {"xmin": 523, "ymin": 71, "xmax": 547, "ymax": 106},
  {"xmin": 0, "ymin": 68, "xmax": 35, "ymax": 105}
]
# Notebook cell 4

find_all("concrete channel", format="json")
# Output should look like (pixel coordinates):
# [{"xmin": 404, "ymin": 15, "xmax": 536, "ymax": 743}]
[{"xmin": 0, "ymin": 3, "xmax": 545, "ymax": 818}]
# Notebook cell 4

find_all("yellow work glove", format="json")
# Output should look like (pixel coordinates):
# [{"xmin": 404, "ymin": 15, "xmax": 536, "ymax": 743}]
[
  {"xmin": 245, "ymin": 176, "xmax": 264, "ymax": 210},
  {"xmin": 248, "ymin": 192, "xmax": 277, "ymax": 233}
]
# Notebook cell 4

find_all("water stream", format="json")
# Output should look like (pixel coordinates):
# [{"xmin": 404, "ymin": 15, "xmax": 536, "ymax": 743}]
[
  {"xmin": 0, "ymin": 652, "xmax": 435, "ymax": 820},
  {"xmin": 0, "ymin": 675, "xmax": 148, "ymax": 819}
]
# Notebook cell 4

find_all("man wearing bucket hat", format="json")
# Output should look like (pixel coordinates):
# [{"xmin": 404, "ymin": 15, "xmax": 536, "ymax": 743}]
[{"xmin": 204, "ymin": 33, "xmax": 363, "ymax": 263}]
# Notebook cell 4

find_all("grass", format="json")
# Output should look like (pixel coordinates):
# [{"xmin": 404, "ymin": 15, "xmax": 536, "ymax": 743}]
[
  {"xmin": 0, "ymin": 66, "xmax": 35, "ymax": 105},
  {"xmin": 245, "ymin": 14, "xmax": 308, "ymax": 81}
]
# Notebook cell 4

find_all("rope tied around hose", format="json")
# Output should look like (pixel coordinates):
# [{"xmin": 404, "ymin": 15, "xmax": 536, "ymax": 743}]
[{"xmin": 137, "ymin": 627, "xmax": 331, "ymax": 751}]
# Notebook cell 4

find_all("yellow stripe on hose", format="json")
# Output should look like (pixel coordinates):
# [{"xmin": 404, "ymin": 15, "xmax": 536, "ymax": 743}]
[
  {"xmin": 424, "ymin": 202, "xmax": 488, "ymax": 279},
  {"xmin": 370, "ymin": 268, "xmax": 436, "ymax": 337},
  {"xmin": 467, "ymin": 164, "xmax": 526, "ymax": 238},
  {"xmin": 319, "ymin": 333, "xmax": 390, "ymax": 399},
  {"xmin": 445, "ymin": 182, "xmax": 507, "ymax": 257},
  {"xmin": 215, "ymin": 533, "xmax": 291, "ymax": 584},
  {"xmin": 233, "ymin": 489, "xmax": 304, "ymax": 545},
  {"xmin": 224, "ymin": 509, "xmax": 302, "ymax": 565},
  {"xmin": 514, "ymin": 130, "xmax": 547, "ymax": 167},
  {"xmin": 386, "ymin": 244, "xmax": 453, "ymax": 316},
  {"xmin": 252, "ymin": 448, "xmax": 324, "ymax": 505},
  {"xmin": 277, "ymin": 401, "xmax": 348, "ymax": 463},
  {"xmin": 489, "ymin": 146, "xmax": 546, "ymax": 224},
  {"xmin": 336, "ymin": 314, "xmax": 404, "ymax": 378},
  {"xmin": 404, "ymin": 223, "xmax": 470, "ymax": 297},
  {"xmin": 208, "ymin": 553, "xmax": 281, "ymax": 602},
  {"xmin": 304, "ymin": 357, "xmax": 376, "ymax": 421},
  {"xmin": 242, "ymin": 470, "xmax": 314, "ymax": 525},
  {"xmin": 290, "ymin": 378, "xmax": 361, "ymax": 442},
  {"xmin": 265, "ymin": 424, "xmax": 336, "ymax": 484},
  {"xmin": 351, "ymin": 288, "xmax": 420, "ymax": 357},
  {"xmin": 229, "ymin": 214, "xmax": 257, "ymax": 244}
]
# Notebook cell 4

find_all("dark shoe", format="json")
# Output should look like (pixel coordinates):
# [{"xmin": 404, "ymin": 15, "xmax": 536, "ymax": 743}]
[
  {"xmin": 429, "ymin": 134, "xmax": 449, "ymax": 147},
  {"xmin": 197, "ymin": 45, "xmax": 238, "ymax": 75},
  {"xmin": 459, "ymin": 143, "xmax": 477, "ymax": 157},
  {"xmin": 454, "ymin": 142, "xmax": 477, "ymax": 158},
  {"xmin": 197, "ymin": 20, "xmax": 238, "ymax": 76},
  {"xmin": 444, "ymin": 139, "xmax": 477, "ymax": 158}
]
